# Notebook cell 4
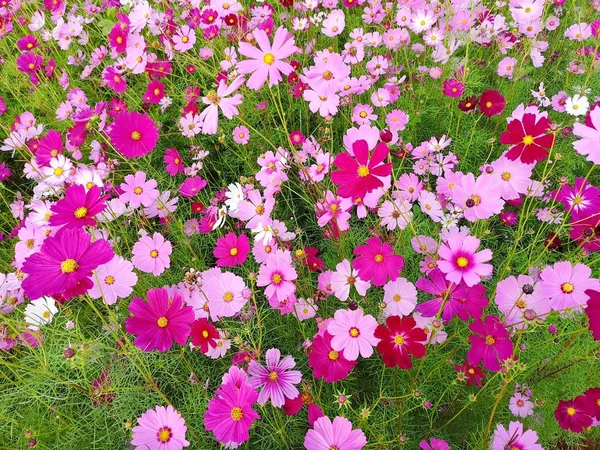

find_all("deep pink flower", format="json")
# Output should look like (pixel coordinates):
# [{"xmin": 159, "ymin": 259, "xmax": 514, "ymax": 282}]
[
  {"xmin": 204, "ymin": 367, "xmax": 260, "ymax": 447},
  {"xmin": 178, "ymin": 176, "xmax": 207, "ymax": 198},
  {"xmin": 304, "ymin": 416, "xmax": 367, "ymax": 450},
  {"xmin": 125, "ymin": 288, "xmax": 194, "ymax": 352},
  {"xmin": 164, "ymin": 148, "xmax": 185, "ymax": 176},
  {"xmin": 257, "ymin": 249, "xmax": 298, "ymax": 303},
  {"xmin": 586, "ymin": 289, "xmax": 600, "ymax": 340},
  {"xmin": 442, "ymin": 79, "xmax": 464, "ymax": 98},
  {"xmin": 352, "ymin": 237, "xmax": 403, "ymax": 286},
  {"xmin": 21, "ymin": 227, "xmax": 113, "ymax": 300},
  {"xmin": 248, "ymin": 348, "xmax": 302, "ymax": 408},
  {"xmin": 36, "ymin": 130, "xmax": 63, "ymax": 167},
  {"xmin": 108, "ymin": 110, "xmax": 159, "ymax": 158},
  {"xmin": 49, "ymin": 185, "xmax": 108, "ymax": 228},
  {"xmin": 308, "ymin": 330, "xmax": 357, "ymax": 382},
  {"xmin": 104, "ymin": 67, "xmax": 126, "ymax": 94},
  {"xmin": 332, "ymin": 140, "xmax": 392, "ymax": 200},
  {"xmin": 437, "ymin": 229, "xmax": 493, "ymax": 287},
  {"xmin": 214, "ymin": 232, "xmax": 250, "ymax": 267},
  {"xmin": 466, "ymin": 315, "xmax": 514, "ymax": 372},
  {"xmin": 416, "ymin": 269, "xmax": 469, "ymax": 322}
]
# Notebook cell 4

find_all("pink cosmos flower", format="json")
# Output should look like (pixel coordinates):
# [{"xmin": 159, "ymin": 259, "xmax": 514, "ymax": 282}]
[
  {"xmin": 103, "ymin": 67, "xmax": 126, "ymax": 93},
  {"xmin": 49, "ymin": 184, "xmax": 108, "ymax": 228},
  {"xmin": 248, "ymin": 348, "xmax": 302, "ymax": 408},
  {"xmin": 420, "ymin": 438, "xmax": 450, "ymax": 450},
  {"xmin": 540, "ymin": 262, "xmax": 598, "ymax": 311},
  {"xmin": 213, "ymin": 232, "xmax": 250, "ymax": 267},
  {"xmin": 202, "ymin": 268, "xmax": 248, "ymax": 321},
  {"xmin": 256, "ymin": 249, "xmax": 297, "ymax": 303},
  {"xmin": 132, "ymin": 232, "xmax": 172, "ymax": 276},
  {"xmin": 573, "ymin": 105, "xmax": 600, "ymax": 164},
  {"xmin": 235, "ymin": 189, "xmax": 275, "ymax": 230},
  {"xmin": 327, "ymin": 308, "xmax": 380, "ymax": 361},
  {"xmin": 467, "ymin": 315, "xmax": 514, "ymax": 372},
  {"xmin": 452, "ymin": 173, "xmax": 505, "ymax": 221},
  {"xmin": 89, "ymin": 255, "xmax": 138, "ymax": 305},
  {"xmin": 304, "ymin": 416, "xmax": 367, "ymax": 450},
  {"xmin": 164, "ymin": 148, "xmax": 185, "ymax": 176},
  {"xmin": 437, "ymin": 228, "xmax": 493, "ymax": 287},
  {"xmin": 173, "ymin": 25, "xmax": 196, "ymax": 52},
  {"xmin": 178, "ymin": 176, "xmax": 207, "ymax": 198},
  {"xmin": 509, "ymin": 393, "xmax": 534, "ymax": 417},
  {"xmin": 442, "ymin": 79, "xmax": 464, "ymax": 97},
  {"xmin": 308, "ymin": 330, "xmax": 357, "ymax": 382},
  {"xmin": 120, "ymin": 172, "xmax": 160, "ymax": 209},
  {"xmin": 490, "ymin": 154, "xmax": 533, "ymax": 201},
  {"xmin": 125, "ymin": 288, "xmax": 194, "ymax": 352},
  {"xmin": 332, "ymin": 140, "xmax": 392, "ymax": 200},
  {"xmin": 316, "ymin": 190, "xmax": 353, "ymax": 231},
  {"xmin": 131, "ymin": 405, "xmax": 190, "ymax": 450},
  {"xmin": 108, "ymin": 110, "xmax": 159, "ymax": 158},
  {"xmin": 199, "ymin": 76, "xmax": 244, "ymax": 135},
  {"xmin": 330, "ymin": 259, "xmax": 371, "ymax": 302},
  {"xmin": 495, "ymin": 275, "xmax": 550, "ymax": 328},
  {"xmin": 21, "ymin": 227, "xmax": 113, "ymax": 300},
  {"xmin": 237, "ymin": 27, "xmax": 297, "ymax": 90},
  {"xmin": 498, "ymin": 57, "xmax": 517, "ymax": 79},
  {"xmin": 233, "ymin": 125, "xmax": 250, "ymax": 145},
  {"xmin": 492, "ymin": 421, "xmax": 543, "ymax": 450},
  {"xmin": 554, "ymin": 178, "xmax": 600, "ymax": 221},
  {"xmin": 383, "ymin": 277, "xmax": 417, "ymax": 317},
  {"xmin": 204, "ymin": 367, "xmax": 260, "ymax": 447},
  {"xmin": 352, "ymin": 237, "xmax": 404, "ymax": 287}
]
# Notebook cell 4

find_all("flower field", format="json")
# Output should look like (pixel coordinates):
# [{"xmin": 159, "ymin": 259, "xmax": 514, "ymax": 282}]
[{"xmin": 1, "ymin": 0, "xmax": 600, "ymax": 448}]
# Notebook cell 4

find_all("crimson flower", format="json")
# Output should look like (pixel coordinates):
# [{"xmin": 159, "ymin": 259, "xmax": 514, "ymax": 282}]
[
  {"xmin": 331, "ymin": 139, "xmax": 391, "ymax": 199},
  {"xmin": 466, "ymin": 315, "xmax": 514, "ymax": 372},
  {"xmin": 585, "ymin": 289, "xmax": 600, "ymax": 340},
  {"xmin": 555, "ymin": 396, "xmax": 594, "ymax": 433},
  {"xmin": 500, "ymin": 112, "xmax": 554, "ymax": 164},
  {"xmin": 374, "ymin": 316, "xmax": 427, "ymax": 369},
  {"xmin": 479, "ymin": 90, "xmax": 505, "ymax": 117},
  {"xmin": 454, "ymin": 362, "xmax": 486, "ymax": 387},
  {"xmin": 190, "ymin": 318, "xmax": 220, "ymax": 353}
]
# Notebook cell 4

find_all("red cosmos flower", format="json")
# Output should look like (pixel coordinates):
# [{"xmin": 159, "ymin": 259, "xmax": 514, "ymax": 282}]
[
  {"xmin": 458, "ymin": 96, "xmax": 478, "ymax": 113},
  {"xmin": 190, "ymin": 318, "xmax": 220, "ymax": 353},
  {"xmin": 555, "ymin": 396, "xmax": 594, "ymax": 433},
  {"xmin": 454, "ymin": 362, "xmax": 486, "ymax": 387},
  {"xmin": 583, "ymin": 388, "xmax": 600, "ymax": 420},
  {"xmin": 301, "ymin": 247, "xmax": 324, "ymax": 272},
  {"xmin": 585, "ymin": 289, "xmax": 600, "ymax": 340},
  {"xmin": 500, "ymin": 111, "xmax": 555, "ymax": 164},
  {"xmin": 353, "ymin": 237, "xmax": 404, "ymax": 286},
  {"xmin": 374, "ymin": 316, "xmax": 427, "ymax": 369},
  {"xmin": 331, "ymin": 139, "xmax": 392, "ymax": 199},
  {"xmin": 479, "ymin": 90, "xmax": 505, "ymax": 117}
]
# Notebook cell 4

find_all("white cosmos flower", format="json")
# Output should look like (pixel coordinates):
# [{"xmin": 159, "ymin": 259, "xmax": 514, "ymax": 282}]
[
  {"xmin": 25, "ymin": 297, "xmax": 58, "ymax": 330},
  {"xmin": 565, "ymin": 94, "xmax": 589, "ymax": 117}
]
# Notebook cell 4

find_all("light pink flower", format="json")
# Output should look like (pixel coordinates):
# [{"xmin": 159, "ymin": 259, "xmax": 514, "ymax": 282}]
[
  {"xmin": 327, "ymin": 308, "xmax": 380, "ymax": 361},
  {"xmin": 89, "ymin": 255, "xmax": 138, "ymax": 305},
  {"xmin": 132, "ymin": 232, "xmax": 172, "ymax": 276}
]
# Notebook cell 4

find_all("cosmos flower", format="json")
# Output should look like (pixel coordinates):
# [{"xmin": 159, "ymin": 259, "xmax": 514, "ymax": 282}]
[
  {"xmin": 248, "ymin": 348, "xmax": 302, "ymax": 408},
  {"xmin": 352, "ymin": 237, "xmax": 403, "ymax": 287},
  {"xmin": 437, "ymin": 228, "xmax": 492, "ymax": 287},
  {"xmin": 131, "ymin": 232, "xmax": 172, "ymax": 277},
  {"xmin": 49, "ymin": 184, "xmax": 108, "ymax": 229},
  {"xmin": 108, "ymin": 110, "xmax": 159, "ymax": 158},
  {"xmin": 213, "ymin": 232, "xmax": 250, "ymax": 267},
  {"xmin": 308, "ymin": 330, "xmax": 357, "ymax": 382},
  {"xmin": 131, "ymin": 405, "xmax": 190, "ymax": 450},
  {"xmin": 466, "ymin": 315, "xmax": 514, "ymax": 372},
  {"xmin": 304, "ymin": 416, "xmax": 367, "ymax": 450},
  {"xmin": 327, "ymin": 308, "xmax": 380, "ymax": 361},
  {"xmin": 491, "ymin": 421, "xmax": 543, "ymax": 450},
  {"xmin": 500, "ymin": 105, "xmax": 554, "ymax": 164},
  {"xmin": 374, "ymin": 316, "xmax": 427, "ymax": 369}
]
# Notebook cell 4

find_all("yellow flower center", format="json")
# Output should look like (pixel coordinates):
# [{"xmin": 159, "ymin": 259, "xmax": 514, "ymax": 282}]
[
  {"xmin": 105, "ymin": 276, "xmax": 115, "ymax": 285},
  {"xmin": 54, "ymin": 167, "xmax": 64, "ymax": 176},
  {"xmin": 42, "ymin": 311, "xmax": 51, "ymax": 319},
  {"xmin": 202, "ymin": 330, "xmax": 209, "ymax": 338},
  {"xmin": 272, "ymin": 274, "xmax": 282, "ymax": 284},
  {"xmin": 268, "ymin": 371, "xmax": 278, "ymax": 381},
  {"xmin": 156, "ymin": 317, "xmax": 168, "ymax": 328},
  {"xmin": 522, "ymin": 135, "xmax": 534, "ymax": 146},
  {"xmin": 456, "ymin": 257, "xmax": 468, "ymax": 268},
  {"xmin": 501, "ymin": 172, "xmax": 511, "ymax": 181},
  {"xmin": 255, "ymin": 205, "xmax": 265, "ymax": 215},
  {"xmin": 349, "ymin": 327, "xmax": 360, "ymax": 337},
  {"xmin": 50, "ymin": 149, "xmax": 58, "ymax": 157},
  {"xmin": 231, "ymin": 407, "xmax": 244, "ymax": 421},
  {"xmin": 131, "ymin": 131, "xmax": 141, "ymax": 141},
  {"xmin": 573, "ymin": 196, "xmax": 583, "ymax": 205},
  {"xmin": 357, "ymin": 165, "xmax": 370, "ymax": 177},
  {"xmin": 516, "ymin": 299, "xmax": 526, "ymax": 309},
  {"xmin": 74, "ymin": 206, "xmax": 88, "ymax": 218},
  {"xmin": 561, "ymin": 282, "xmax": 574, "ymax": 293},
  {"xmin": 25, "ymin": 239, "xmax": 35, "ymax": 249},
  {"xmin": 230, "ymin": 247, "xmax": 238, "ymax": 256},
  {"xmin": 485, "ymin": 101, "xmax": 492, "ymax": 108},
  {"xmin": 394, "ymin": 335, "xmax": 404, "ymax": 345},
  {"xmin": 567, "ymin": 407, "xmax": 576, "ymax": 416},
  {"xmin": 150, "ymin": 250, "xmax": 159, "ymax": 258},
  {"xmin": 485, "ymin": 335, "xmax": 496, "ymax": 345},
  {"xmin": 182, "ymin": 36, "xmax": 189, "ymax": 43},
  {"xmin": 134, "ymin": 187, "xmax": 143, "ymax": 195},
  {"xmin": 223, "ymin": 292, "xmax": 234, "ymax": 302},
  {"xmin": 61, "ymin": 259, "xmax": 78, "ymax": 273},
  {"xmin": 328, "ymin": 350, "xmax": 339, "ymax": 360},
  {"xmin": 263, "ymin": 53, "xmax": 275, "ymax": 65},
  {"xmin": 157, "ymin": 427, "xmax": 171, "ymax": 442},
  {"xmin": 374, "ymin": 254, "xmax": 384, "ymax": 263}
]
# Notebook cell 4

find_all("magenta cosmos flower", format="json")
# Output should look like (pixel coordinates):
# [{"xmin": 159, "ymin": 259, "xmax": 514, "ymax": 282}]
[
  {"xmin": 304, "ymin": 416, "xmax": 367, "ymax": 450},
  {"xmin": 332, "ymin": 139, "xmax": 392, "ymax": 200},
  {"xmin": 132, "ymin": 232, "xmax": 172, "ymax": 276},
  {"xmin": 204, "ymin": 367, "xmax": 260, "ymax": 447},
  {"xmin": 352, "ymin": 237, "xmax": 403, "ymax": 286},
  {"xmin": 21, "ymin": 227, "xmax": 113, "ymax": 300},
  {"xmin": 540, "ymin": 262, "xmax": 598, "ymax": 312},
  {"xmin": 125, "ymin": 288, "xmax": 194, "ymax": 352},
  {"xmin": 213, "ymin": 232, "xmax": 250, "ymax": 267},
  {"xmin": 49, "ymin": 184, "xmax": 108, "ymax": 228},
  {"xmin": 108, "ymin": 110, "xmax": 159, "ymax": 158},
  {"xmin": 437, "ymin": 228, "xmax": 493, "ymax": 287},
  {"xmin": 308, "ymin": 330, "xmax": 357, "ymax": 382},
  {"xmin": 248, "ymin": 348, "xmax": 302, "ymax": 408},
  {"xmin": 131, "ymin": 404, "xmax": 190, "ymax": 450},
  {"xmin": 237, "ymin": 26, "xmax": 297, "ymax": 90},
  {"xmin": 327, "ymin": 308, "xmax": 380, "ymax": 361},
  {"xmin": 163, "ymin": 148, "xmax": 185, "ymax": 176},
  {"xmin": 257, "ymin": 249, "xmax": 298, "ymax": 303},
  {"xmin": 466, "ymin": 315, "xmax": 514, "ymax": 372}
]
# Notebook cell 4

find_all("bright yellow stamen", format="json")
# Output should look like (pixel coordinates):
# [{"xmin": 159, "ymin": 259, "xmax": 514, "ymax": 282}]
[
  {"xmin": 157, "ymin": 427, "xmax": 171, "ymax": 442},
  {"xmin": 485, "ymin": 335, "xmax": 496, "ymax": 345},
  {"xmin": 231, "ymin": 407, "xmax": 244, "ymax": 421},
  {"xmin": 456, "ymin": 257, "xmax": 468, "ymax": 268},
  {"xmin": 223, "ymin": 292, "xmax": 234, "ymax": 302},
  {"xmin": 374, "ymin": 254, "xmax": 384, "ymax": 263},
  {"xmin": 61, "ymin": 258, "xmax": 78, "ymax": 273},
  {"xmin": 230, "ymin": 247, "xmax": 238, "ymax": 256},
  {"xmin": 357, "ymin": 165, "xmax": 370, "ymax": 177},
  {"xmin": 394, "ymin": 335, "xmax": 404, "ymax": 345},
  {"xmin": 268, "ymin": 371, "xmax": 278, "ymax": 381},
  {"xmin": 157, "ymin": 317, "xmax": 168, "ymax": 328},
  {"xmin": 349, "ymin": 327, "xmax": 360, "ymax": 337},
  {"xmin": 263, "ymin": 53, "xmax": 275, "ymax": 65},
  {"xmin": 131, "ymin": 131, "xmax": 141, "ymax": 141},
  {"xmin": 522, "ymin": 135, "xmax": 534, "ymax": 146},
  {"xmin": 74, "ymin": 206, "xmax": 88, "ymax": 218},
  {"xmin": 328, "ymin": 350, "xmax": 339, "ymax": 360},
  {"xmin": 561, "ymin": 282, "xmax": 574, "ymax": 293}
]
